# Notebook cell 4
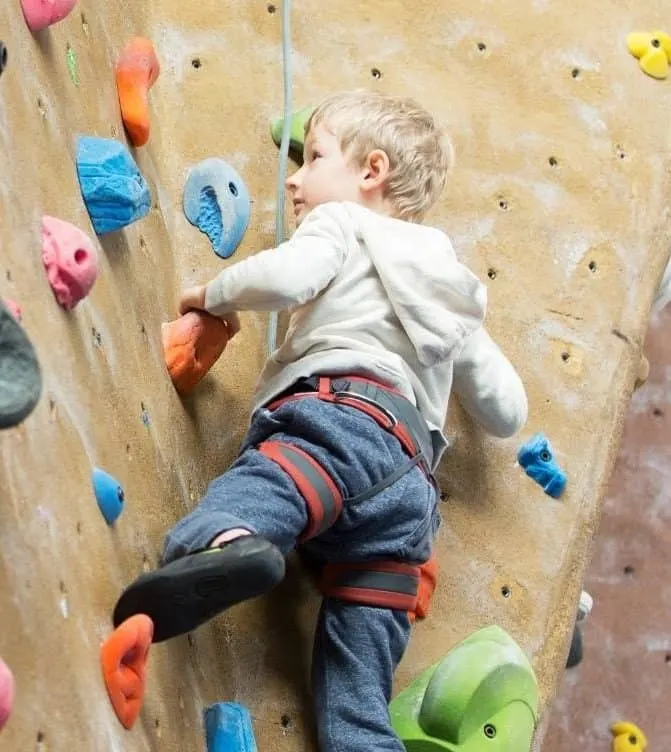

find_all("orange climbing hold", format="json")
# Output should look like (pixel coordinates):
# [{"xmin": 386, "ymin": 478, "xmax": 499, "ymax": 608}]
[
  {"xmin": 115, "ymin": 38, "xmax": 160, "ymax": 147},
  {"xmin": 100, "ymin": 614, "xmax": 153, "ymax": 730},
  {"xmin": 162, "ymin": 310, "xmax": 230, "ymax": 395}
]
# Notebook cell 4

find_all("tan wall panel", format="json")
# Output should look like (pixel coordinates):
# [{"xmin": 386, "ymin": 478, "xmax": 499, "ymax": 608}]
[{"xmin": 1, "ymin": 0, "xmax": 670, "ymax": 749}]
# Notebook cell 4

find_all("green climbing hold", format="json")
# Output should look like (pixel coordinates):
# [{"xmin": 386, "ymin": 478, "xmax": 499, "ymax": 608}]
[
  {"xmin": 389, "ymin": 625, "xmax": 539, "ymax": 752},
  {"xmin": 66, "ymin": 43, "xmax": 79, "ymax": 87},
  {"xmin": 270, "ymin": 105, "xmax": 314, "ymax": 154}
]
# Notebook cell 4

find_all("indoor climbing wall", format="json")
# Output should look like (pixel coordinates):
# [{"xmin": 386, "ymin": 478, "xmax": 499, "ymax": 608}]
[{"xmin": 1, "ymin": 0, "xmax": 670, "ymax": 750}]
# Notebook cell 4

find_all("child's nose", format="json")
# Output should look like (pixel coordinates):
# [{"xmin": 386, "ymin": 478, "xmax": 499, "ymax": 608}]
[{"xmin": 285, "ymin": 167, "xmax": 302, "ymax": 191}]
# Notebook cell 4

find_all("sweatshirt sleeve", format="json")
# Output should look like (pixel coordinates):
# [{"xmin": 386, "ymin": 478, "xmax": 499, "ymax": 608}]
[
  {"xmin": 203, "ymin": 204, "xmax": 349, "ymax": 315},
  {"xmin": 452, "ymin": 327, "xmax": 528, "ymax": 438}
]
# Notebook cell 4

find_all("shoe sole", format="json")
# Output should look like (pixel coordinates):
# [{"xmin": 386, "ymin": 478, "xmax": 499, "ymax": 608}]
[{"xmin": 112, "ymin": 536, "xmax": 285, "ymax": 642}]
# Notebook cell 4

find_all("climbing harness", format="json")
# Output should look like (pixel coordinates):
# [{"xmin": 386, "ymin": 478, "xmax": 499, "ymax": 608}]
[{"xmin": 259, "ymin": 375, "xmax": 439, "ymax": 616}]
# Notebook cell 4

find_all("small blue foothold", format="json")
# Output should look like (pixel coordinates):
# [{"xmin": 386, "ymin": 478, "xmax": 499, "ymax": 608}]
[
  {"xmin": 92, "ymin": 468, "xmax": 125, "ymax": 525},
  {"xmin": 76, "ymin": 136, "xmax": 152, "ymax": 235},
  {"xmin": 183, "ymin": 158, "xmax": 250, "ymax": 259},
  {"xmin": 518, "ymin": 433, "xmax": 567, "ymax": 498},
  {"xmin": 204, "ymin": 702, "xmax": 258, "ymax": 752}
]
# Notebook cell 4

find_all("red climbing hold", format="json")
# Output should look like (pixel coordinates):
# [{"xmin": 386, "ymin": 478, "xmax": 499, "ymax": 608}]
[
  {"xmin": 115, "ymin": 38, "xmax": 160, "ymax": 148},
  {"xmin": 0, "ymin": 657, "xmax": 14, "ymax": 731},
  {"xmin": 162, "ymin": 310, "xmax": 230, "ymax": 395},
  {"xmin": 41, "ymin": 216, "xmax": 99, "ymax": 310},
  {"xmin": 20, "ymin": 0, "xmax": 77, "ymax": 33},
  {"xmin": 100, "ymin": 614, "xmax": 153, "ymax": 730},
  {"xmin": 2, "ymin": 299, "xmax": 22, "ymax": 322}
]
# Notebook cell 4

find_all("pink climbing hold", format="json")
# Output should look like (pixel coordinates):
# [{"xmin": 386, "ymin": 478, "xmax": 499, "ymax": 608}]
[
  {"xmin": 0, "ymin": 657, "xmax": 14, "ymax": 731},
  {"xmin": 2, "ymin": 299, "xmax": 23, "ymax": 322},
  {"xmin": 20, "ymin": 0, "xmax": 77, "ymax": 33},
  {"xmin": 41, "ymin": 215, "xmax": 99, "ymax": 310}
]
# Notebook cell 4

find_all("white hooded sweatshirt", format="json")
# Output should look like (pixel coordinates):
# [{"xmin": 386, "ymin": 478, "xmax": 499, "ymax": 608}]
[{"xmin": 204, "ymin": 201, "xmax": 528, "ymax": 469}]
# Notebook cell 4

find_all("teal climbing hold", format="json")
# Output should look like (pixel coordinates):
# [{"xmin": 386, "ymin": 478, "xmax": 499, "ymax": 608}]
[
  {"xmin": 92, "ymin": 468, "xmax": 125, "ymax": 525},
  {"xmin": 270, "ymin": 105, "xmax": 314, "ymax": 153},
  {"xmin": 204, "ymin": 702, "xmax": 258, "ymax": 751},
  {"xmin": 183, "ymin": 158, "xmax": 250, "ymax": 259},
  {"xmin": 389, "ymin": 625, "xmax": 539, "ymax": 751},
  {"xmin": 76, "ymin": 136, "xmax": 151, "ymax": 234},
  {"xmin": 518, "ymin": 433, "xmax": 567, "ymax": 498}
]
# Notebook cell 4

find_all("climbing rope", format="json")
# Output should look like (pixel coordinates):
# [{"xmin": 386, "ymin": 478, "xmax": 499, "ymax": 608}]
[{"xmin": 267, "ymin": 0, "xmax": 293, "ymax": 356}]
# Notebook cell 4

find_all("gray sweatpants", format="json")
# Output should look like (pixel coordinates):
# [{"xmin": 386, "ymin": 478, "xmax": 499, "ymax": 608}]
[{"xmin": 163, "ymin": 397, "xmax": 439, "ymax": 751}]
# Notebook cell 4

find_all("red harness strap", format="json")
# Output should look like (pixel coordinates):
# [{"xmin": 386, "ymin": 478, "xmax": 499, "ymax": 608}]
[
  {"xmin": 267, "ymin": 376, "xmax": 427, "ymax": 478},
  {"xmin": 257, "ymin": 440, "xmax": 343, "ymax": 542},
  {"xmin": 320, "ymin": 561, "xmax": 421, "ymax": 611},
  {"xmin": 319, "ymin": 554, "xmax": 438, "ymax": 618}
]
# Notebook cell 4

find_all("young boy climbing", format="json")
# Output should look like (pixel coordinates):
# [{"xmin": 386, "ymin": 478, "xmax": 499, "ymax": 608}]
[{"xmin": 113, "ymin": 89, "xmax": 528, "ymax": 751}]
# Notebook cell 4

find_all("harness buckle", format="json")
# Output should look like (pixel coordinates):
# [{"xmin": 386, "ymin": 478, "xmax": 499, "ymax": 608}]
[{"xmin": 332, "ymin": 390, "xmax": 399, "ymax": 428}]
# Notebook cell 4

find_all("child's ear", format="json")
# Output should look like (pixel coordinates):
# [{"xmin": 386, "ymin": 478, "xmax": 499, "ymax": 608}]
[{"xmin": 361, "ymin": 149, "xmax": 390, "ymax": 193}]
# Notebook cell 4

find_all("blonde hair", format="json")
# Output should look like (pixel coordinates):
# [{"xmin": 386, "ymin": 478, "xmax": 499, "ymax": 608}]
[{"xmin": 305, "ymin": 89, "xmax": 453, "ymax": 222}]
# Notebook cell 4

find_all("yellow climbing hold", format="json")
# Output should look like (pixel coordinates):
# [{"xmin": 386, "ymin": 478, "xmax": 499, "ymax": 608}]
[
  {"xmin": 627, "ymin": 30, "xmax": 671, "ymax": 79},
  {"xmin": 611, "ymin": 721, "xmax": 648, "ymax": 752}
]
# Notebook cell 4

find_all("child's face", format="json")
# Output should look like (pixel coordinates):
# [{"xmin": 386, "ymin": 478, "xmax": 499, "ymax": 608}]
[{"xmin": 285, "ymin": 123, "xmax": 363, "ymax": 225}]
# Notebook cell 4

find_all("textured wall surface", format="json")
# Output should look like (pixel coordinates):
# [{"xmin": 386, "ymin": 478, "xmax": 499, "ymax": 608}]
[
  {"xmin": 1, "ymin": 1, "xmax": 670, "ymax": 750},
  {"xmin": 544, "ymin": 303, "xmax": 671, "ymax": 750}
]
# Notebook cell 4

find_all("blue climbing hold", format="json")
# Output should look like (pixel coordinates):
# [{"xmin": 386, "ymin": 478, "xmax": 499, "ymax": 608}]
[
  {"xmin": 518, "ymin": 433, "xmax": 567, "ymax": 498},
  {"xmin": 92, "ymin": 467, "xmax": 125, "ymax": 525},
  {"xmin": 183, "ymin": 158, "xmax": 250, "ymax": 259},
  {"xmin": 76, "ymin": 136, "xmax": 151, "ymax": 234},
  {"xmin": 204, "ymin": 702, "xmax": 258, "ymax": 752}
]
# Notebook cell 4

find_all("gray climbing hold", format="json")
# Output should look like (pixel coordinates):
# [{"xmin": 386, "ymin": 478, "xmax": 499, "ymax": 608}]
[
  {"xmin": 76, "ymin": 135, "xmax": 151, "ymax": 235},
  {"xmin": 0, "ymin": 42, "xmax": 7, "ymax": 79},
  {"xmin": 183, "ymin": 158, "xmax": 250, "ymax": 259},
  {"xmin": 0, "ymin": 300, "xmax": 42, "ymax": 429}
]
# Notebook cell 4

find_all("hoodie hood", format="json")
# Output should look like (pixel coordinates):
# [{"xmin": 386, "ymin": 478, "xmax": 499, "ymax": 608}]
[{"xmin": 346, "ymin": 204, "xmax": 487, "ymax": 367}]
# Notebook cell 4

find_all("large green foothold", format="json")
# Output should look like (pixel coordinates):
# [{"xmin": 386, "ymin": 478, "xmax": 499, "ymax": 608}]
[
  {"xmin": 390, "ymin": 625, "xmax": 539, "ymax": 752},
  {"xmin": 270, "ymin": 105, "xmax": 314, "ymax": 154}
]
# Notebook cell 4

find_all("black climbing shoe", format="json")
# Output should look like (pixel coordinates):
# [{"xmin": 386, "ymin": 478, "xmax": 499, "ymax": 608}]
[
  {"xmin": 0, "ymin": 301, "xmax": 42, "ymax": 429},
  {"xmin": 112, "ymin": 535, "xmax": 285, "ymax": 643}
]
